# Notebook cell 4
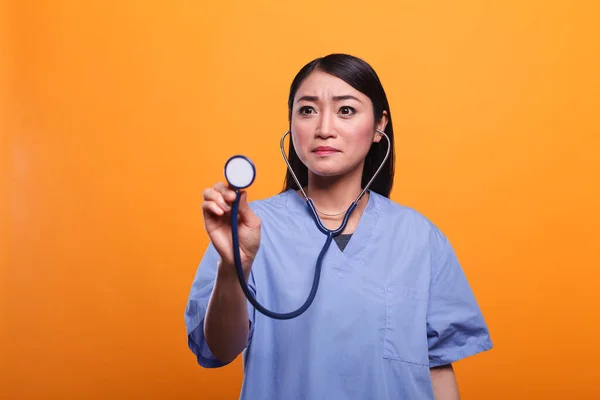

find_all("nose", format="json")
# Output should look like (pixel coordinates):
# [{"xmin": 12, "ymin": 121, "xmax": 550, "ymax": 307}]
[{"xmin": 315, "ymin": 111, "xmax": 336, "ymax": 139}]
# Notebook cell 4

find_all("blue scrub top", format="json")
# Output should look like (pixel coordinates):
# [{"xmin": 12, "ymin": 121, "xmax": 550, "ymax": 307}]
[{"xmin": 185, "ymin": 189, "xmax": 493, "ymax": 399}]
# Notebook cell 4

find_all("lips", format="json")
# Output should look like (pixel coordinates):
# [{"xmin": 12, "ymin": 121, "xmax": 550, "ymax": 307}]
[{"xmin": 313, "ymin": 146, "xmax": 340, "ymax": 156}]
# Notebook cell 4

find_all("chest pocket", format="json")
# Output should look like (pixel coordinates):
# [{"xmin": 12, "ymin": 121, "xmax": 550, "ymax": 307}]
[{"xmin": 383, "ymin": 284, "xmax": 430, "ymax": 366}]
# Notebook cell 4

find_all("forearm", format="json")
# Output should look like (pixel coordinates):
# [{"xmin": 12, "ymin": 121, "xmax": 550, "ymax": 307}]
[
  {"xmin": 430, "ymin": 364, "xmax": 460, "ymax": 400},
  {"xmin": 204, "ymin": 261, "xmax": 250, "ymax": 364}
]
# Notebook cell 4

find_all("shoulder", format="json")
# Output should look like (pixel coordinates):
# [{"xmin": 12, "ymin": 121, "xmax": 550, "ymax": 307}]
[
  {"xmin": 247, "ymin": 189, "xmax": 295, "ymax": 217},
  {"xmin": 370, "ymin": 191, "xmax": 450, "ymax": 249},
  {"xmin": 370, "ymin": 191, "xmax": 436, "ymax": 230}
]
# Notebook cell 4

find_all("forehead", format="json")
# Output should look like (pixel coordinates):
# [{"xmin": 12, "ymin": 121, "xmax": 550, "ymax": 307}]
[{"xmin": 294, "ymin": 70, "xmax": 366, "ymax": 101}]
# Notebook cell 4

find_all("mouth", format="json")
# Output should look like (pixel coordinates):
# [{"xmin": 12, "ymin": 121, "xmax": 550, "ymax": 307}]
[{"xmin": 312, "ymin": 146, "xmax": 340, "ymax": 156}]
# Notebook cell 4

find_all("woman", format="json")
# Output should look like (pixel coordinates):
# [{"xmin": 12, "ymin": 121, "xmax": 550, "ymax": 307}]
[{"xmin": 185, "ymin": 54, "xmax": 492, "ymax": 399}]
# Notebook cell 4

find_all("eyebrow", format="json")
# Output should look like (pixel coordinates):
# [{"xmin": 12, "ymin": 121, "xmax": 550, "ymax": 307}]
[{"xmin": 296, "ymin": 95, "xmax": 363, "ymax": 103}]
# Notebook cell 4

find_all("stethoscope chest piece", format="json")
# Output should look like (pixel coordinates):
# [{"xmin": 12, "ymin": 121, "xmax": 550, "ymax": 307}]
[{"xmin": 225, "ymin": 155, "xmax": 256, "ymax": 190}]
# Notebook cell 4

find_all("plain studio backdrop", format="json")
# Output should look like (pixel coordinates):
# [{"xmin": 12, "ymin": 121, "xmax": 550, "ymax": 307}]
[{"xmin": 1, "ymin": 1, "xmax": 599, "ymax": 399}]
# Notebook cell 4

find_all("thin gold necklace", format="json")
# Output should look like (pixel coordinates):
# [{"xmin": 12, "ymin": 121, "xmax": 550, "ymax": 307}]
[{"xmin": 306, "ymin": 188, "xmax": 355, "ymax": 217}]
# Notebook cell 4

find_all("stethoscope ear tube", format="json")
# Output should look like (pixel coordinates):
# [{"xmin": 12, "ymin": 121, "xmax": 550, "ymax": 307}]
[{"xmin": 230, "ymin": 190, "xmax": 334, "ymax": 320}]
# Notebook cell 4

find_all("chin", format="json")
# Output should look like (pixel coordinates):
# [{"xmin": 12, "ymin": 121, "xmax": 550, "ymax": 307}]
[
  {"xmin": 309, "ymin": 169, "xmax": 342, "ymax": 178},
  {"xmin": 300, "ymin": 154, "xmax": 358, "ymax": 178},
  {"xmin": 307, "ymin": 163, "xmax": 351, "ymax": 178}
]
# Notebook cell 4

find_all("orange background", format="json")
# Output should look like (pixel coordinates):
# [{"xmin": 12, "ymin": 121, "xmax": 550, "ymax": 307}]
[{"xmin": 2, "ymin": 1, "xmax": 599, "ymax": 399}]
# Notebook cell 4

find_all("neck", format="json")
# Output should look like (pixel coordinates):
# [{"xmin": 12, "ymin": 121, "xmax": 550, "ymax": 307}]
[{"xmin": 305, "ymin": 167, "xmax": 364, "ymax": 217}]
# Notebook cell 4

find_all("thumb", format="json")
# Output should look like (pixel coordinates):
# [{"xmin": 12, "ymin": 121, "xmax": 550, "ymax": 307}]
[{"xmin": 237, "ymin": 191, "xmax": 260, "ymax": 226}]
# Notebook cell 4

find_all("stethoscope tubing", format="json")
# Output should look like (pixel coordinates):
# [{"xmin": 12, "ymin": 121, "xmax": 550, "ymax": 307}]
[
  {"xmin": 231, "ymin": 190, "xmax": 338, "ymax": 320},
  {"xmin": 228, "ymin": 129, "xmax": 390, "ymax": 320}
]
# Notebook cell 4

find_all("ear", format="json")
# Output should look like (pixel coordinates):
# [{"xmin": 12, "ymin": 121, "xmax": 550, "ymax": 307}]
[{"xmin": 373, "ymin": 110, "xmax": 389, "ymax": 143}]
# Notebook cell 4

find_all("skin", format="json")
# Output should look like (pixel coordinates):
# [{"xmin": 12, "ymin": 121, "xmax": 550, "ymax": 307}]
[
  {"xmin": 431, "ymin": 365, "xmax": 460, "ymax": 399},
  {"xmin": 201, "ymin": 70, "xmax": 459, "ymax": 399}
]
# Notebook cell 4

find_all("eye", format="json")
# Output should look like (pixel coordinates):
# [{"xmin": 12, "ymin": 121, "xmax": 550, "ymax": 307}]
[
  {"xmin": 339, "ymin": 106, "xmax": 356, "ymax": 115},
  {"xmin": 298, "ymin": 106, "xmax": 316, "ymax": 115}
]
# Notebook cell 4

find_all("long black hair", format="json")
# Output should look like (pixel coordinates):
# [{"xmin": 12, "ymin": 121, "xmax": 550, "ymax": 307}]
[{"xmin": 282, "ymin": 53, "xmax": 395, "ymax": 198}]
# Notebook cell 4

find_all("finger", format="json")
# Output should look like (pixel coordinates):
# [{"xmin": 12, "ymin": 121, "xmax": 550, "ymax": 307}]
[
  {"xmin": 201, "ymin": 200, "xmax": 225, "ymax": 216},
  {"xmin": 203, "ymin": 187, "xmax": 231, "ymax": 212},
  {"xmin": 203, "ymin": 187, "xmax": 225, "ymax": 202},
  {"xmin": 202, "ymin": 187, "xmax": 214, "ymax": 200},
  {"xmin": 237, "ymin": 190, "xmax": 249, "ymax": 214},
  {"xmin": 237, "ymin": 191, "xmax": 260, "ymax": 227},
  {"xmin": 214, "ymin": 182, "xmax": 237, "ymax": 203}
]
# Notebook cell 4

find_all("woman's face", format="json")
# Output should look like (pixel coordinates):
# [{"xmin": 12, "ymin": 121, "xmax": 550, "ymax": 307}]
[{"xmin": 290, "ymin": 70, "xmax": 387, "ymax": 179}]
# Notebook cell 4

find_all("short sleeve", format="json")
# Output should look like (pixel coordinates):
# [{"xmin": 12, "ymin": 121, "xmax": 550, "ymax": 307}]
[
  {"xmin": 426, "ymin": 228, "xmax": 493, "ymax": 368},
  {"xmin": 184, "ymin": 242, "xmax": 257, "ymax": 368}
]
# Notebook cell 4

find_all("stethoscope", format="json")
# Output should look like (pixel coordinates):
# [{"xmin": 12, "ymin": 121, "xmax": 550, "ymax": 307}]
[{"xmin": 223, "ymin": 129, "xmax": 391, "ymax": 320}]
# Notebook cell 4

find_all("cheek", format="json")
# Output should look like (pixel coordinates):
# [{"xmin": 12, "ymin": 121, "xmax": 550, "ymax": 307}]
[
  {"xmin": 347, "ymin": 121, "xmax": 376, "ymax": 154},
  {"xmin": 290, "ymin": 123, "xmax": 312, "ymax": 152}
]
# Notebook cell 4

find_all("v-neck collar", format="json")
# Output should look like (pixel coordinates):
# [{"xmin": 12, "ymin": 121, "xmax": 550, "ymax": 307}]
[{"xmin": 284, "ymin": 189, "xmax": 383, "ymax": 275}]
